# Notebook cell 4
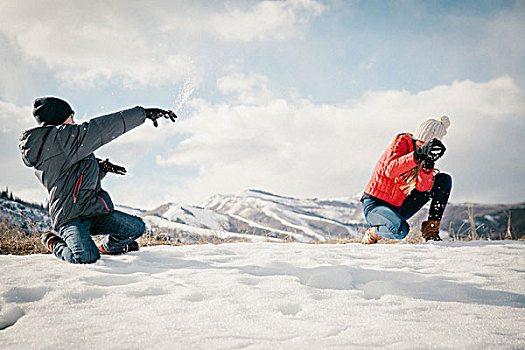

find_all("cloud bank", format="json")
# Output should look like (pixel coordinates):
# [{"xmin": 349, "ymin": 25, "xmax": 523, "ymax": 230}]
[
  {"xmin": 212, "ymin": 0, "xmax": 326, "ymax": 42},
  {"xmin": 154, "ymin": 74, "xmax": 525, "ymax": 205},
  {"xmin": 0, "ymin": 0, "xmax": 325, "ymax": 88},
  {"xmin": 3, "ymin": 75, "xmax": 524, "ymax": 207},
  {"xmin": 2, "ymin": 1, "xmax": 524, "ymax": 208}
]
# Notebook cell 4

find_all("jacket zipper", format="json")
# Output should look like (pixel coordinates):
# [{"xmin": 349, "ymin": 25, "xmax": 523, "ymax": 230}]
[
  {"xmin": 390, "ymin": 178, "xmax": 397, "ymax": 198},
  {"xmin": 73, "ymin": 175, "xmax": 83, "ymax": 203}
]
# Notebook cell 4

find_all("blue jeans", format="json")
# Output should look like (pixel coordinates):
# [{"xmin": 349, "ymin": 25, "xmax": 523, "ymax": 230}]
[
  {"xmin": 362, "ymin": 173, "xmax": 452, "ymax": 239},
  {"xmin": 53, "ymin": 210, "xmax": 146, "ymax": 264}
]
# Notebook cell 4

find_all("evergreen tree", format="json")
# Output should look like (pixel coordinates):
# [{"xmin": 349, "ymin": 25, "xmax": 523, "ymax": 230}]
[{"xmin": 1, "ymin": 187, "xmax": 9, "ymax": 199}]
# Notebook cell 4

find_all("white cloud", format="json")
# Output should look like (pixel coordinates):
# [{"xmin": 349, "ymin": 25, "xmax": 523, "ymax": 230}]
[
  {"xmin": 0, "ymin": 101, "xmax": 33, "ymax": 133},
  {"xmin": 3, "ymin": 76, "xmax": 524, "ymax": 208},
  {"xmin": 358, "ymin": 57, "xmax": 376, "ymax": 71},
  {"xmin": 0, "ymin": 0, "xmax": 326, "ymax": 89},
  {"xmin": 212, "ymin": 0, "xmax": 326, "ymax": 42},
  {"xmin": 217, "ymin": 72, "xmax": 274, "ymax": 104},
  {"xmin": 156, "ymin": 74, "xmax": 525, "ymax": 204},
  {"xmin": 453, "ymin": 6, "xmax": 525, "ymax": 65},
  {"xmin": 0, "ymin": 1, "xmax": 199, "ymax": 88},
  {"xmin": 0, "ymin": 101, "xmax": 48, "ymax": 203},
  {"xmin": 96, "ymin": 117, "xmax": 181, "ymax": 167},
  {"xmin": 3, "ymin": 1, "xmax": 524, "ymax": 209}
]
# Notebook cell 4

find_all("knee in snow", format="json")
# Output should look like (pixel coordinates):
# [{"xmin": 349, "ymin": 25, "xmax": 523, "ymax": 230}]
[{"xmin": 74, "ymin": 249, "xmax": 101, "ymax": 264}]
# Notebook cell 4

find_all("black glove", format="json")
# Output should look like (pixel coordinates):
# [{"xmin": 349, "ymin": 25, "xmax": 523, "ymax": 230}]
[
  {"xmin": 145, "ymin": 108, "xmax": 177, "ymax": 127},
  {"xmin": 414, "ymin": 138, "xmax": 446, "ymax": 163},
  {"xmin": 422, "ymin": 158, "xmax": 435, "ymax": 171},
  {"xmin": 428, "ymin": 138, "xmax": 446, "ymax": 161},
  {"xmin": 96, "ymin": 158, "xmax": 127, "ymax": 175}
]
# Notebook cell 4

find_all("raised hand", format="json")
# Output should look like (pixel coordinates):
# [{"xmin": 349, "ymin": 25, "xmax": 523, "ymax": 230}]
[
  {"xmin": 428, "ymin": 138, "xmax": 446, "ymax": 161},
  {"xmin": 414, "ymin": 138, "xmax": 446, "ymax": 163},
  {"xmin": 145, "ymin": 108, "xmax": 177, "ymax": 127}
]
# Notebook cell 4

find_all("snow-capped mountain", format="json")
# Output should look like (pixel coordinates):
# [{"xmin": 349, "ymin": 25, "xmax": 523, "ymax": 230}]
[
  {"xmin": 130, "ymin": 190, "xmax": 365, "ymax": 243},
  {"xmin": 2, "ymin": 189, "xmax": 524, "ymax": 242},
  {"xmin": 202, "ymin": 189, "xmax": 364, "ymax": 241}
]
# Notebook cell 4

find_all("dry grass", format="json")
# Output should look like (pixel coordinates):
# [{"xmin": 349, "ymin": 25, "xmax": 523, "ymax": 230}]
[
  {"xmin": 1, "ymin": 217, "xmax": 522, "ymax": 256},
  {"xmin": 0, "ymin": 220, "xmax": 252, "ymax": 256},
  {"xmin": 0, "ymin": 218, "xmax": 48, "ymax": 255},
  {"xmin": 310, "ymin": 238, "xmax": 361, "ymax": 244},
  {"xmin": 309, "ymin": 238, "xmax": 412, "ymax": 245},
  {"xmin": 138, "ymin": 228, "xmax": 251, "ymax": 247}
]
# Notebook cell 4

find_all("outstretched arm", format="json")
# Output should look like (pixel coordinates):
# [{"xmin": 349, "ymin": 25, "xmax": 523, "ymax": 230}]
[{"xmin": 58, "ymin": 106, "xmax": 146, "ymax": 164}]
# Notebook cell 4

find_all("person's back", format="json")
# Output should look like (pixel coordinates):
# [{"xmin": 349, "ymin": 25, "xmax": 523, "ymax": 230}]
[{"xmin": 19, "ymin": 97, "xmax": 177, "ymax": 263}]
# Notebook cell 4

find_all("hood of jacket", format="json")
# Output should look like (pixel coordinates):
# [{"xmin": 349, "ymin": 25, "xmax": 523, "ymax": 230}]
[{"xmin": 19, "ymin": 126, "xmax": 54, "ymax": 168}]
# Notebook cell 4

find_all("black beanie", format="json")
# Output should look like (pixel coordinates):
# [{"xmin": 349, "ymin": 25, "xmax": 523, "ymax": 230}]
[{"xmin": 33, "ymin": 97, "xmax": 74, "ymax": 126}]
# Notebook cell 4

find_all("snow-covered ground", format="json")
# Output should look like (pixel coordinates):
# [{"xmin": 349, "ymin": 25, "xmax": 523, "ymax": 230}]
[{"xmin": 1, "ymin": 241, "xmax": 524, "ymax": 349}]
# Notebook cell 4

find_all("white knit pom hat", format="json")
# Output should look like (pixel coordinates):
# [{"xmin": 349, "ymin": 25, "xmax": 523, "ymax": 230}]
[{"xmin": 414, "ymin": 116, "xmax": 451, "ymax": 142}]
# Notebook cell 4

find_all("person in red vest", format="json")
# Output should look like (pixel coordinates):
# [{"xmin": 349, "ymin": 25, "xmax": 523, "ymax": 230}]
[{"xmin": 361, "ymin": 116, "xmax": 452, "ymax": 244}]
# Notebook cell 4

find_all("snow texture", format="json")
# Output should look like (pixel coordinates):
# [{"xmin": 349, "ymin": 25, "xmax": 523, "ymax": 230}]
[{"xmin": 1, "ymin": 241, "xmax": 524, "ymax": 349}]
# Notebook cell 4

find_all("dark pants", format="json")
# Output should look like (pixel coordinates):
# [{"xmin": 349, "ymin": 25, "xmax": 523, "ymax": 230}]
[
  {"xmin": 362, "ymin": 173, "xmax": 452, "ymax": 239},
  {"xmin": 54, "ymin": 210, "xmax": 146, "ymax": 264}
]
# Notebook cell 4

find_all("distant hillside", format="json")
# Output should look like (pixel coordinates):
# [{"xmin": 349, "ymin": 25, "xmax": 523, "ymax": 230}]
[
  {"xmin": 1, "ymin": 189, "xmax": 523, "ymax": 242},
  {"xmin": 136, "ymin": 190, "xmax": 364, "ymax": 243},
  {"xmin": 0, "ymin": 189, "xmax": 51, "ymax": 235},
  {"xmin": 411, "ymin": 202, "xmax": 525, "ymax": 240}
]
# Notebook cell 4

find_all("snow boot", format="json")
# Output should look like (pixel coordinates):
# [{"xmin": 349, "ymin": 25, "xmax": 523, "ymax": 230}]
[
  {"xmin": 41, "ymin": 231, "xmax": 61, "ymax": 253},
  {"xmin": 126, "ymin": 240, "xmax": 140, "ymax": 252},
  {"xmin": 96, "ymin": 239, "xmax": 139, "ymax": 255},
  {"xmin": 421, "ymin": 220, "xmax": 443, "ymax": 242},
  {"xmin": 361, "ymin": 227, "xmax": 379, "ymax": 244}
]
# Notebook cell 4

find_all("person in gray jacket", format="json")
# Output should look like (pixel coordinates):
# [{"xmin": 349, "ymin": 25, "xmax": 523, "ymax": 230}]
[{"xmin": 19, "ymin": 97, "xmax": 177, "ymax": 264}]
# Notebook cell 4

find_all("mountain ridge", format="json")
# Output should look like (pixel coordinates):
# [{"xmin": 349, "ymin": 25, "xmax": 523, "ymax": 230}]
[{"xmin": 2, "ymin": 189, "xmax": 524, "ymax": 242}]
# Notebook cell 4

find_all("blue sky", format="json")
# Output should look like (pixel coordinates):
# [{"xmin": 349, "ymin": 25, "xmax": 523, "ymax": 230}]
[{"xmin": 1, "ymin": 0, "xmax": 524, "ymax": 208}]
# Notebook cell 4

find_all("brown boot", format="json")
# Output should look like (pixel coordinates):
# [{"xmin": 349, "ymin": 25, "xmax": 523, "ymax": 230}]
[
  {"xmin": 96, "ymin": 239, "xmax": 139, "ymax": 255},
  {"xmin": 421, "ymin": 220, "xmax": 443, "ymax": 242},
  {"xmin": 361, "ymin": 227, "xmax": 379, "ymax": 244},
  {"xmin": 41, "ymin": 231, "xmax": 60, "ymax": 252}
]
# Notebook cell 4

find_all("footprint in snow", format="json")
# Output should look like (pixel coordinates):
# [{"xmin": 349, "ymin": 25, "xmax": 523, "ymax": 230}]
[
  {"xmin": 126, "ymin": 287, "xmax": 169, "ymax": 298},
  {"xmin": 64, "ymin": 288, "xmax": 107, "ymax": 303},
  {"xmin": 201, "ymin": 249, "xmax": 237, "ymax": 256},
  {"xmin": 277, "ymin": 303, "xmax": 302, "ymax": 316},
  {"xmin": 81, "ymin": 274, "xmax": 141, "ymax": 287},
  {"xmin": 237, "ymin": 277, "xmax": 260, "ymax": 286},
  {"xmin": 2, "ymin": 286, "xmax": 49, "ymax": 303},
  {"xmin": 0, "ymin": 304, "xmax": 25, "ymax": 330},
  {"xmin": 183, "ymin": 292, "xmax": 205, "ymax": 302}
]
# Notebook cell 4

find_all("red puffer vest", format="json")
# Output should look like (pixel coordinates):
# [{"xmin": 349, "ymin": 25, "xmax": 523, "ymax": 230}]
[{"xmin": 364, "ymin": 134, "xmax": 434, "ymax": 207}]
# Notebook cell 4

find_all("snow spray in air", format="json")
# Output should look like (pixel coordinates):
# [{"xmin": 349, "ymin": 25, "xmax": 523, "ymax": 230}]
[{"xmin": 173, "ymin": 77, "xmax": 195, "ymax": 118}]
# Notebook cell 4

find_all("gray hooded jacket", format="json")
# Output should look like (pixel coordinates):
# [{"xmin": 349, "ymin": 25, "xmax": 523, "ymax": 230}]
[{"xmin": 19, "ymin": 106, "xmax": 146, "ymax": 229}]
